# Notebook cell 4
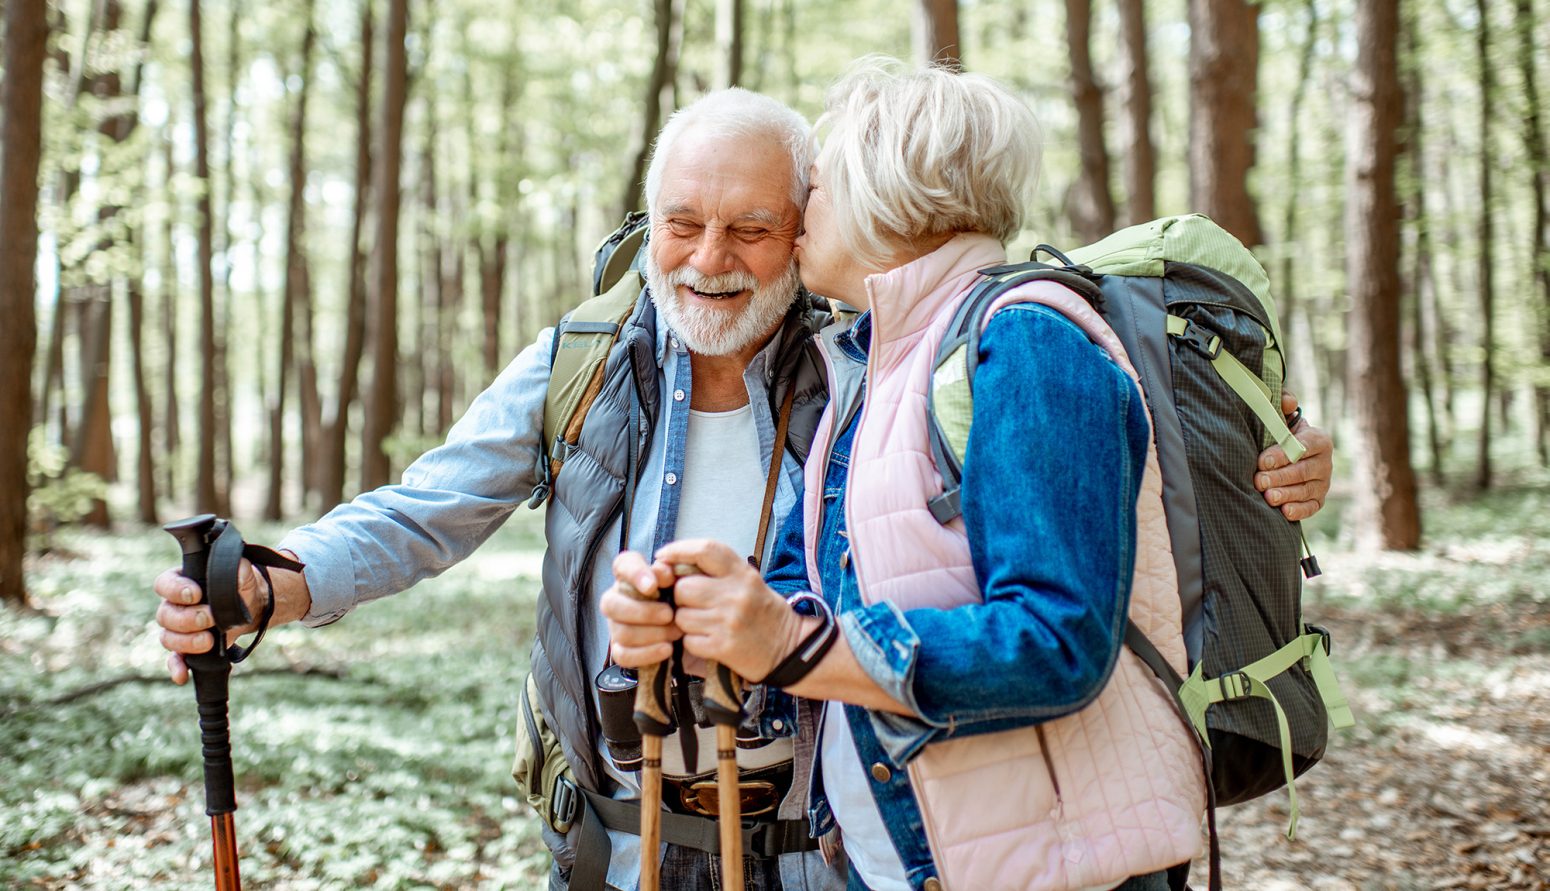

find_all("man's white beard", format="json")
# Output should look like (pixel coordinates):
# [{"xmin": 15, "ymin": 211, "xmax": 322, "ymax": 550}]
[{"xmin": 646, "ymin": 254, "xmax": 801, "ymax": 357}]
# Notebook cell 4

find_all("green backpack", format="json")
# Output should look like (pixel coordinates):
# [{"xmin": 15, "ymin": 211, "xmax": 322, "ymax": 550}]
[
  {"xmin": 926, "ymin": 215, "xmax": 1354, "ymax": 854},
  {"xmin": 528, "ymin": 212, "xmax": 651, "ymax": 508}
]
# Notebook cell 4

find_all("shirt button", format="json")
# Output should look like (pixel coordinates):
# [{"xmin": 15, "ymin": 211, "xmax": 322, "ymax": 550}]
[
  {"xmin": 771, "ymin": 719, "xmax": 784, "ymax": 732},
  {"xmin": 665, "ymin": 472, "xmax": 678, "ymax": 486},
  {"xmin": 870, "ymin": 763, "xmax": 891, "ymax": 783},
  {"xmin": 923, "ymin": 879, "xmax": 943, "ymax": 891},
  {"xmin": 673, "ymin": 388, "xmax": 685, "ymax": 402}
]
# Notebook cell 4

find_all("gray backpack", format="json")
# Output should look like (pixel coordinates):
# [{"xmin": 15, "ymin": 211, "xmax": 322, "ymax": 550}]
[{"xmin": 925, "ymin": 215, "xmax": 1354, "ymax": 884}]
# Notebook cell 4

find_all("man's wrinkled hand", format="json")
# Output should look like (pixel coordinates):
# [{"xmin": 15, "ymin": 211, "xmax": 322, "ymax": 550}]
[
  {"xmin": 602, "ymin": 551, "xmax": 681, "ymax": 669},
  {"xmin": 152, "ymin": 559, "xmax": 268, "ymax": 685},
  {"xmin": 1254, "ymin": 390, "xmax": 1333, "ymax": 522}
]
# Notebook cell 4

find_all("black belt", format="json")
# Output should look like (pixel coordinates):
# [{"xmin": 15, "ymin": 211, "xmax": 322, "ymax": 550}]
[{"xmin": 566, "ymin": 781, "xmax": 818, "ymax": 891}]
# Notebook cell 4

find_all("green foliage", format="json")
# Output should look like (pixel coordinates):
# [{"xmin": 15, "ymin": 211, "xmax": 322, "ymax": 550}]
[
  {"xmin": 1, "ymin": 514, "xmax": 552, "ymax": 889},
  {"xmin": 26, "ymin": 431, "xmax": 107, "ymax": 551}
]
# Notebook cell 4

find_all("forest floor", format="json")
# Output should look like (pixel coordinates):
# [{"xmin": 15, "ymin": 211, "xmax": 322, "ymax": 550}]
[{"xmin": 2, "ymin": 472, "xmax": 1547, "ymax": 890}]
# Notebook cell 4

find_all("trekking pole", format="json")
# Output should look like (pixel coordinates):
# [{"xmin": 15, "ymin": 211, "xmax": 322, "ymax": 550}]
[
  {"xmin": 164, "ymin": 514, "xmax": 243, "ymax": 891},
  {"xmin": 164, "ymin": 514, "xmax": 303, "ymax": 891},
  {"xmin": 622, "ymin": 577, "xmax": 674, "ymax": 891},
  {"xmin": 673, "ymin": 563, "xmax": 744, "ymax": 889}
]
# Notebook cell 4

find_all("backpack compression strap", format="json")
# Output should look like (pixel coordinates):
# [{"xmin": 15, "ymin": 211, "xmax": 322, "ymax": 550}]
[{"xmin": 1164, "ymin": 314, "xmax": 1306, "ymax": 463}]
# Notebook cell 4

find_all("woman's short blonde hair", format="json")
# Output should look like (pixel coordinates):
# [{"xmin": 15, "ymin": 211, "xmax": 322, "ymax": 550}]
[{"xmin": 816, "ymin": 57, "xmax": 1042, "ymax": 269}]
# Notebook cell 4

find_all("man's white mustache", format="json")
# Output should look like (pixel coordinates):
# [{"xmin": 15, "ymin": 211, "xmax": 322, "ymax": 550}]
[{"xmin": 661, "ymin": 267, "xmax": 759, "ymax": 295}]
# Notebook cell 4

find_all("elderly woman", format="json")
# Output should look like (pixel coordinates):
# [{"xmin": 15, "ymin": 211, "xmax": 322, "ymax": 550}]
[{"xmin": 606, "ymin": 61, "xmax": 1207, "ymax": 891}]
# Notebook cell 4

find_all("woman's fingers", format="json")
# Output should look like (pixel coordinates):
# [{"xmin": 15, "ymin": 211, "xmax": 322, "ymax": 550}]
[{"xmin": 654, "ymin": 538, "xmax": 743, "ymax": 577}]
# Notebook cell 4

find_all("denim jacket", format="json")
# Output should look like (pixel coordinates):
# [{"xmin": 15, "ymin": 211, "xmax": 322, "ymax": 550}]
[{"xmin": 763, "ymin": 305, "xmax": 1148, "ymax": 888}]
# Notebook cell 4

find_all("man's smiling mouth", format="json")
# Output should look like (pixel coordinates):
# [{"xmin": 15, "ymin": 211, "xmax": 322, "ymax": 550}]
[{"xmin": 688, "ymin": 287, "xmax": 744, "ymax": 300}]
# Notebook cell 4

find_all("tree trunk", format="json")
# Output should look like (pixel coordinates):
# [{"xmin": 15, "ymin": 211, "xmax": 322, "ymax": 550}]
[
  {"xmin": 716, "ymin": 0, "xmax": 743, "ymax": 88},
  {"xmin": 622, "ymin": 0, "xmax": 683, "ymax": 216},
  {"xmin": 191, "ymin": 0, "xmax": 220, "ymax": 511},
  {"xmin": 129, "ymin": 233, "xmax": 157, "ymax": 524},
  {"xmin": 1515, "ymin": 0, "xmax": 1550, "ymax": 463},
  {"xmin": 1403, "ymin": 4, "xmax": 1446, "ymax": 485},
  {"xmin": 1064, "ymin": 0, "xmax": 1115, "ymax": 242},
  {"xmin": 265, "ymin": 0, "xmax": 317, "ymax": 521},
  {"xmin": 1476, "ymin": 0, "xmax": 1495, "ymax": 490},
  {"xmin": 161, "ymin": 131, "xmax": 180, "ymax": 499},
  {"xmin": 418, "ymin": 102, "xmax": 443, "ymax": 436},
  {"xmin": 1187, "ymin": 0, "xmax": 1262, "ymax": 246},
  {"xmin": 35, "ymin": 1, "xmax": 95, "ymax": 438},
  {"xmin": 438, "ymin": 231, "xmax": 461, "ymax": 433},
  {"xmin": 361, "ymin": 0, "xmax": 409, "ymax": 491},
  {"xmin": 0, "ymin": 0, "xmax": 47, "ymax": 606},
  {"xmin": 1278, "ymin": 2, "xmax": 1319, "ymax": 410},
  {"xmin": 71, "ymin": 288, "xmax": 114, "ymax": 528},
  {"xmin": 211, "ymin": 0, "xmax": 239, "ymax": 517},
  {"xmin": 1117, "ymin": 0, "xmax": 1155, "ymax": 225},
  {"xmin": 1347, "ymin": 0, "xmax": 1421, "ymax": 550},
  {"xmin": 70, "ymin": 0, "xmax": 133, "ymax": 529},
  {"xmin": 319, "ymin": 0, "xmax": 374, "ymax": 509},
  {"xmin": 913, "ymin": 0, "xmax": 960, "ymax": 68},
  {"xmin": 479, "ymin": 69, "xmax": 516, "ymax": 376}
]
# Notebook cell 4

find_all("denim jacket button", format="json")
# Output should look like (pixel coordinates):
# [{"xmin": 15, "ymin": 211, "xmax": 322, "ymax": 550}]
[
  {"xmin": 923, "ymin": 878, "xmax": 943, "ymax": 891},
  {"xmin": 869, "ymin": 763, "xmax": 891, "ymax": 783}
]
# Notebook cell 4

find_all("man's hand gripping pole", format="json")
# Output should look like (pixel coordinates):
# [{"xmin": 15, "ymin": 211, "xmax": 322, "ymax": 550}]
[{"xmin": 164, "ymin": 514, "xmax": 303, "ymax": 891}]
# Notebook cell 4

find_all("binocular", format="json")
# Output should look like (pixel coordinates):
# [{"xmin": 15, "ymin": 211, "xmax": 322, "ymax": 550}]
[{"xmin": 596, "ymin": 663, "xmax": 773, "ymax": 773}]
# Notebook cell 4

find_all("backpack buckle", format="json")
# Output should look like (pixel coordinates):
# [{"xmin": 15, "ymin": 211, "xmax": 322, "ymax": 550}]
[
  {"xmin": 1218, "ymin": 671, "xmax": 1254, "ymax": 702},
  {"xmin": 552, "ymin": 775, "xmax": 579, "ymax": 834},
  {"xmin": 1176, "ymin": 321, "xmax": 1223, "ymax": 360}
]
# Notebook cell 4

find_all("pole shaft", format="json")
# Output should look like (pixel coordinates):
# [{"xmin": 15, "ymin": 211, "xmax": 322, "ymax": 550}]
[
  {"xmin": 639, "ymin": 734, "xmax": 663, "ymax": 891},
  {"xmin": 210, "ymin": 812, "xmax": 242, "ymax": 891},
  {"xmin": 716, "ymin": 723, "xmax": 742, "ymax": 888}
]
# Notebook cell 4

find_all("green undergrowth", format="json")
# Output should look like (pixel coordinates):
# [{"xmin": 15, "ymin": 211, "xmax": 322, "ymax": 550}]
[{"xmin": 1, "ymin": 512, "xmax": 552, "ymax": 889}]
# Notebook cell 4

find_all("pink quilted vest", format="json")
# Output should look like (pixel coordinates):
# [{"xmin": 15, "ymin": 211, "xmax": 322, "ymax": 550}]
[{"xmin": 803, "ymin": 234, "xmax": 1205, "ymax": 890}]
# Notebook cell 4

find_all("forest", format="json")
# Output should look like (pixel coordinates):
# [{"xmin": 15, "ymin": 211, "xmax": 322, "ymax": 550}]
[{"xmin": 1, "ymin": 0, "xmax": 1547, "ymax": 888}]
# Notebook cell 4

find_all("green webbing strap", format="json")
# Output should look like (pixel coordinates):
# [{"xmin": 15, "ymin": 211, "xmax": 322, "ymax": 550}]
[
  {"xmin": 1176, "ymin": 630, "xmax": 1355, "ymax": 839},
  {"xmin": 1166, "ymin": 314, "xmax": 1306, "ymax": 463}
]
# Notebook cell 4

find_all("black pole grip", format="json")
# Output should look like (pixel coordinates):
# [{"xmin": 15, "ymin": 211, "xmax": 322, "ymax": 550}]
[
  {"xmin": 164, "ymin": 514, "xmax": 239, "ymax": 817},
  {"xmin": 192, "ymin": 663, "xmax": 237, "ymax": 815},
  {"xmin": 165, "ymin": 514, "xmax": 218, "ymax": 637}
]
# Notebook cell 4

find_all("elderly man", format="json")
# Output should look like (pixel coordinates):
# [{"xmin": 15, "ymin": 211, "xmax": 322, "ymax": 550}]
[
  {"xmin": 154, "ymin": 88, "xmax": 838, "ymax": 891},
  {"xmin": 153, "ymin": 87, "xmax": 1333, "ymax": 891}
]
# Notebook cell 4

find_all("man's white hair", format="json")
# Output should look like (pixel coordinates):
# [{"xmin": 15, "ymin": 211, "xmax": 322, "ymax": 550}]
[
  {"xmin": 644, "ymin": 88, "xmax": 814, "ymax": 217},
  {"xmin": 816, "ymin": 56, "xmax": 1043, "ymax": 269}
]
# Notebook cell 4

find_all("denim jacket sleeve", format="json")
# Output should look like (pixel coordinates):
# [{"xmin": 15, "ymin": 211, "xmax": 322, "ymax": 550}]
[
  {"xmin": 843, "ymin": 304, "xmax": 1151, "ymax": 763},
  {"xmin": 279, "ymin": 327, "xmax": 555, "ymax": 625}
]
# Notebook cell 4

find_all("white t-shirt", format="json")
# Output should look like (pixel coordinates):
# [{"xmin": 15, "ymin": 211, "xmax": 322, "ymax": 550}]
[
  {"xmin": 821, "ymin": 701, "xmax": 912, "ymax": 889},
  {"xmin": 663, "ymin": 404, "xmax": 793, "ymax": 776}
]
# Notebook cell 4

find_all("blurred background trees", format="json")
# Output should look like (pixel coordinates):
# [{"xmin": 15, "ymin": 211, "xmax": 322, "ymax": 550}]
[{"xmin": 3, "ymin": 0, "xmax": 1549, "ymax": 605}]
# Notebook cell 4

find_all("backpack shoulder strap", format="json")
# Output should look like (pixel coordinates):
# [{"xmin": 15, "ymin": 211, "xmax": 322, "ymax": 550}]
[
  {"xmin": 925, "ymin": 263, "xmax": 1102, "ymax": 523},
  {"xmin": 530, "ymin": 276, "xmax": 642, "ymax": 507}
]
